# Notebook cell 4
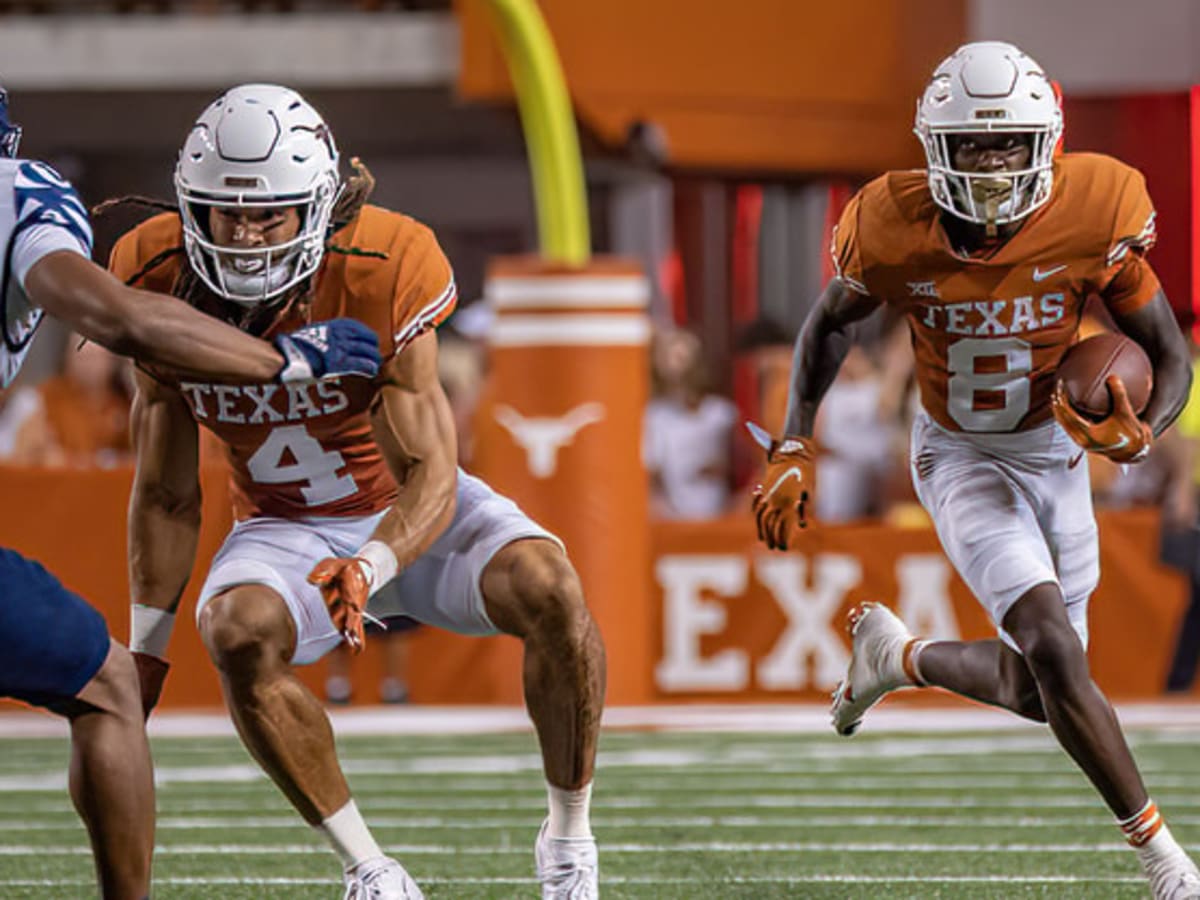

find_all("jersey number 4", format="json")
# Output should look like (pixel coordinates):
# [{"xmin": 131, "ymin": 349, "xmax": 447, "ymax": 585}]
[
  {"xmin": 947, "ymin": 337, "xmax": 1032, "ymax": 431},
  {"xmin": 246, "ymin": 425, "xmax": 357, "ymax": 505}
]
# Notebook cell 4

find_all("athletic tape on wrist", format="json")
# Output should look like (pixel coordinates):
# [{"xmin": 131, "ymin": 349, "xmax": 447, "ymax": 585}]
[
  {"xmin": 354, "ymin": 540, "xmax": 399, "ymax": 595},
  {"xmin": 130, "ymin": 604, "xmax": 176, "ymax": 658}
]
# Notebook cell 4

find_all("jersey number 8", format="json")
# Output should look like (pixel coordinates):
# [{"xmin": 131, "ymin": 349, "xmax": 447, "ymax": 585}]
[{"xmin": 946, "ymin": 337, "xmax": 1033, "ymax": 432}]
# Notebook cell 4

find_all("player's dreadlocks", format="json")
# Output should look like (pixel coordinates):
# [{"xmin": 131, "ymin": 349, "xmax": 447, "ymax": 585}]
[{"xmin": 93, "ymin": 157, "xmax": 386, "ymax": 336}]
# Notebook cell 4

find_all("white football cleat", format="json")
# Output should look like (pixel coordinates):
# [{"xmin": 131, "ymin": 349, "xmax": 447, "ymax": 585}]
[
  {"xmin": 535, "ymin": 819, "xmax": 599, "ymax": 899},
  {"xmin": 831, "ymin": 602, "xmax": 918, "ymax": 737},
  {"xmin": 1143, "ymin": 854, "xmax": 1200, "ymax": 899},
  {"xmin": 343, "ymin": 856, "xmax": 424, "ymax": 900}
]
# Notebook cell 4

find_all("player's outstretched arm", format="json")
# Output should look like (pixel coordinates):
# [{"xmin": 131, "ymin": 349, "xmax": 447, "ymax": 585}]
[
  {"xmin": 127, "ymin": 368, "xmax": 203, "ymax": 717},
  {"xmin": 1110, "ymin": 290, "xmax": 1192, "ymax": 437},
  {"xmin": 26, "ymin": 250, "xmax": 381, "ymax": 383},
  {"xmin": 751, "ymin": 279, "xmax": 881, "ymax": 550},
  {"xmin": 309, "ymin": 331, "xmax": 458, "ymax": 651}
]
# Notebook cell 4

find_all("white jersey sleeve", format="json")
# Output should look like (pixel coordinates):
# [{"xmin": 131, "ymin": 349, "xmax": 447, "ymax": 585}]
[
  {"xmin": 7, "ymin": 160, "xmax": 93, "ymax": 284},
  {"xmin": 0, "ymin": 158, "xmax": 94, "ymax": 386}
]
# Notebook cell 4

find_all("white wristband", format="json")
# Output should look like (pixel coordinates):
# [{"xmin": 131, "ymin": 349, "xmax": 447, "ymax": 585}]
[
  {"xmin": 130, "ymin": 604, "xmax": 176, "ymax": 658},
  {"xmin": 355, "ymin": 540, "xmax": 399, "ymax": 595}
]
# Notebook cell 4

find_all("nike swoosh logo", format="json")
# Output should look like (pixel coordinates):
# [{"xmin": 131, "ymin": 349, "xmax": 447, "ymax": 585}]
[
  {"xmin": 766, "ymin": 466, "xmax": 804, "ymax": 498},
  {"xmin": 1033, "ymin": 264, "xmax": 1067, "ymax": 282},
  {"xmin": 1067, "ymin": 452, "xmax": 1084, "ymax": 470},
  {"xmin": 1096, "ymin": 435, "xmax": 1129, "ymax": 451}
]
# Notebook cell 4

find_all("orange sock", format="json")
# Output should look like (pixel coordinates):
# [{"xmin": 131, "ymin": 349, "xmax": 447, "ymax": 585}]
[
  {"xmin": 902, "ymin": 639, "xmax": 928, "ymax": 687},
  {"xmin": 1119, "ymin": 800, "xmax": 1164, "ymax": 848}
]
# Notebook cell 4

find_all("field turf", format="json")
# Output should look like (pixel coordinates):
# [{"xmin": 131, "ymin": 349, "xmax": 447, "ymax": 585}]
[{"xmin": 0, "ymin": 709, "xmax": 1197, "ymax": 898}]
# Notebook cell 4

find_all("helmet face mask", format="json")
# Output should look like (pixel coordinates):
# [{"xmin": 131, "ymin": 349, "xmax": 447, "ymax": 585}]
[
  {"xmin": 914, "ymin": 42, "xmax": 1062, "ymax": 229},
  {"xmin": 0, "ymin": 88, "xmax": 22, "ymax": 159},
  {"xmin": 175, "ymin": 84, "xmax": 341, "ymax": 308},
  {"xmin": 180, "ymin": 189, "xmax": 337, "ymax": 307}
]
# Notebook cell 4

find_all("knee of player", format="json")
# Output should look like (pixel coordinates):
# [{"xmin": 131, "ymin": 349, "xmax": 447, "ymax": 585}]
[
  {"xmin": 199, "ymin": 590, "xmax": 292, "ymax": 671},
  {"xmin": 83, "ymin": 640, "xmax": 142, "ymax": 719},
  {"xmin": 498, "ymin": 544, "xmax": 590, "ymax": 640},
  {"xmin": 1019, "ymin": 622, "xmax": 1088, "ymax": 682}
]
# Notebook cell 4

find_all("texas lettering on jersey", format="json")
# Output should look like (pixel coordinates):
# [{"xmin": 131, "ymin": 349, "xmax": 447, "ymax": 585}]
[
  {"xmin": 833, "ymin": 152, "xmax": 1159, "ymax": 433},
  {"xmin": 915, "ymin": 293, "xmax": 1065, "ymax": 337},
  {"xmin": 109, "ymin": 205, "xmax": 457, "ymax": 519},
  {"xmin": 178, "ymin": 379, "xmax": 351, "ymax": 425}
]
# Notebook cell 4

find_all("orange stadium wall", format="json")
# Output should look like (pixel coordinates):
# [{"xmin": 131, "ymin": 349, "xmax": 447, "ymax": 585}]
[
  {"xmin": 456, "ymin": 0, "xmax": 966, "ymax": 175},
  {"xmin": 0, "ymin": 466, "xmax": 1191, "ymax": 712}
]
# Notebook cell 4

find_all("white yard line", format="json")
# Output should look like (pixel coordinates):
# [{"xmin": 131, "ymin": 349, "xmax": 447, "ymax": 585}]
[
  {"xmin": 10, "ymin": 813, "xmax": 1200, "ymax": 832},
  {"xmin": 0, "ymin": 874, "xmax": 1154, "ymax": 886},
  {"xmin": 16, "ymin": 794, "xmax": 1199, "ymax": 812},
  {"xmin": 1, "ymin": 840, "xmax": 1194, "ymax": 855},
  {"xmin": 2, "ymin": 701, "xmax": 1199, "ymax": 738}
]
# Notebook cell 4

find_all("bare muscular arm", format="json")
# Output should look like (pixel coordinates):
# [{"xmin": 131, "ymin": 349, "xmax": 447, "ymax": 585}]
[
  {"xmin": 364, "ymin": 330, "xmax": 458, "ymax": 568},
  {"xmin": 26, "ymin": 250, "xmax": 285, "ymax": 381},
  {"xmin": 128, "ymin": 367, "xmax": 203, "ymax": 615},
  {"xmin": 1110, "ymin": 290, "xmax": 1192, "ymax": 437},
  {"xmin": 307, "ymin": 330, "xmax": 458, "ymax": 650},
  {"xmin": 783, "ymin": 278, "xmax": 884, "ymax": 437}
]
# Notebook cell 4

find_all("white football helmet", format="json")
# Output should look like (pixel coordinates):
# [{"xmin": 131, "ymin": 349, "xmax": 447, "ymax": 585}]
[
  {"xmin": 175, "ymin": 84, "xmax": 341, "ymax": 307},
  {"xmin": 914, "ymin": 41, "xmax": 1062, "ymax": 227}
]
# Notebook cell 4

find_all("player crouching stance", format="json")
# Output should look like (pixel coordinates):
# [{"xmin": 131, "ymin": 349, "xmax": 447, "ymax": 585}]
[
  {"xmin": 110, "ymin": 84, "xmax": 603, "ymax": 900},
  {"xmin": 753, "ymin": 43, "xmax": 1200, "ymax": 899},
  {"xmin": 0, "ymin": 83, "xmax": 381, "ymax": 900}
]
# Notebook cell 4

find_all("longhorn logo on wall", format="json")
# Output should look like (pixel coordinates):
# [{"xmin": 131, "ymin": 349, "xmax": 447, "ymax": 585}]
[{"xmin": 493, "ymin": 402, "xmax": 606, "ymax": 478}]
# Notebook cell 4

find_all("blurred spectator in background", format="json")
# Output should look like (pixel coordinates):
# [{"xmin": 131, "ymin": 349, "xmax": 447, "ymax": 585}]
[
  {"xmin": 812, "ymin": 344, "xmax": 893, "ymax": 523},
  {"xmin": 0, "ymin": 383, "xmax": 42, "ymax": 460},
  {"xmin": 10, "ymin": 335, "xmax": 133, "ymax": 467},
  {"xmin": 644, "ymin": 325, "xmax": 736, "ymax": 519},
  {"xmin": 736, "ymin": 317, "xmax": 793, "ymax": 436}
]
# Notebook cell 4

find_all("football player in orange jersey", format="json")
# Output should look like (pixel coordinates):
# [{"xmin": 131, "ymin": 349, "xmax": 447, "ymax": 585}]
[
  {"xmin": 0, "ymin": 82, "xmax": 380, "ymax": 900},
  {"xmin": 113, "ymin": 85, "xmax": 603, "ymax": 900},
  {"xmin": 753, "ymin": 42, "xmax": 1200, "ymax": 898}
]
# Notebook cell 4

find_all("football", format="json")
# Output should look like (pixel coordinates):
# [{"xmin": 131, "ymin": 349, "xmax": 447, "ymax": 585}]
[{"xmin": 1057, "ymin": 332, "xmax": 1152, "ymax": 421}]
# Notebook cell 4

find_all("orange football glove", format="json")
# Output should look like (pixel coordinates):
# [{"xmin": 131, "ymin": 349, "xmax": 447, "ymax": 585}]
[
  {"xmin": 749, "ymin": 423, "xmax": 818, "ymax": 551},
  {"xmin": 308, "ymin": 557, "xmax": 372, "ymax": 654},
  {"xmin": 1052, "ymin": 375, "xmax": 1152, "ymax": 463}
]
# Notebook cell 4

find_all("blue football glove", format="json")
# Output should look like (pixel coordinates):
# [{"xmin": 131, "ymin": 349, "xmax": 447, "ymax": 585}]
[{"xmin": 274, "ymin": 319, "xmax": 382, "ymax": 382}]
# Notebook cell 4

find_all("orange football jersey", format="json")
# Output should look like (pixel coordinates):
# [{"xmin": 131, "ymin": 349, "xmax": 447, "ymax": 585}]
[
  {"xmin": 109, "ymin": 206, "xmax": 457, "ymax": 519},
  {"xmin": 832, "ymin": 152, "xmax": 1160, "ymax": 433}
]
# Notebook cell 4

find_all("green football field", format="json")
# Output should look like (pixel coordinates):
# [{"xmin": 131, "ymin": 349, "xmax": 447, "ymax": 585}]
[{"xmin": 1, "ymin": 711, "xmax": 1197, "ymax": 899}]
